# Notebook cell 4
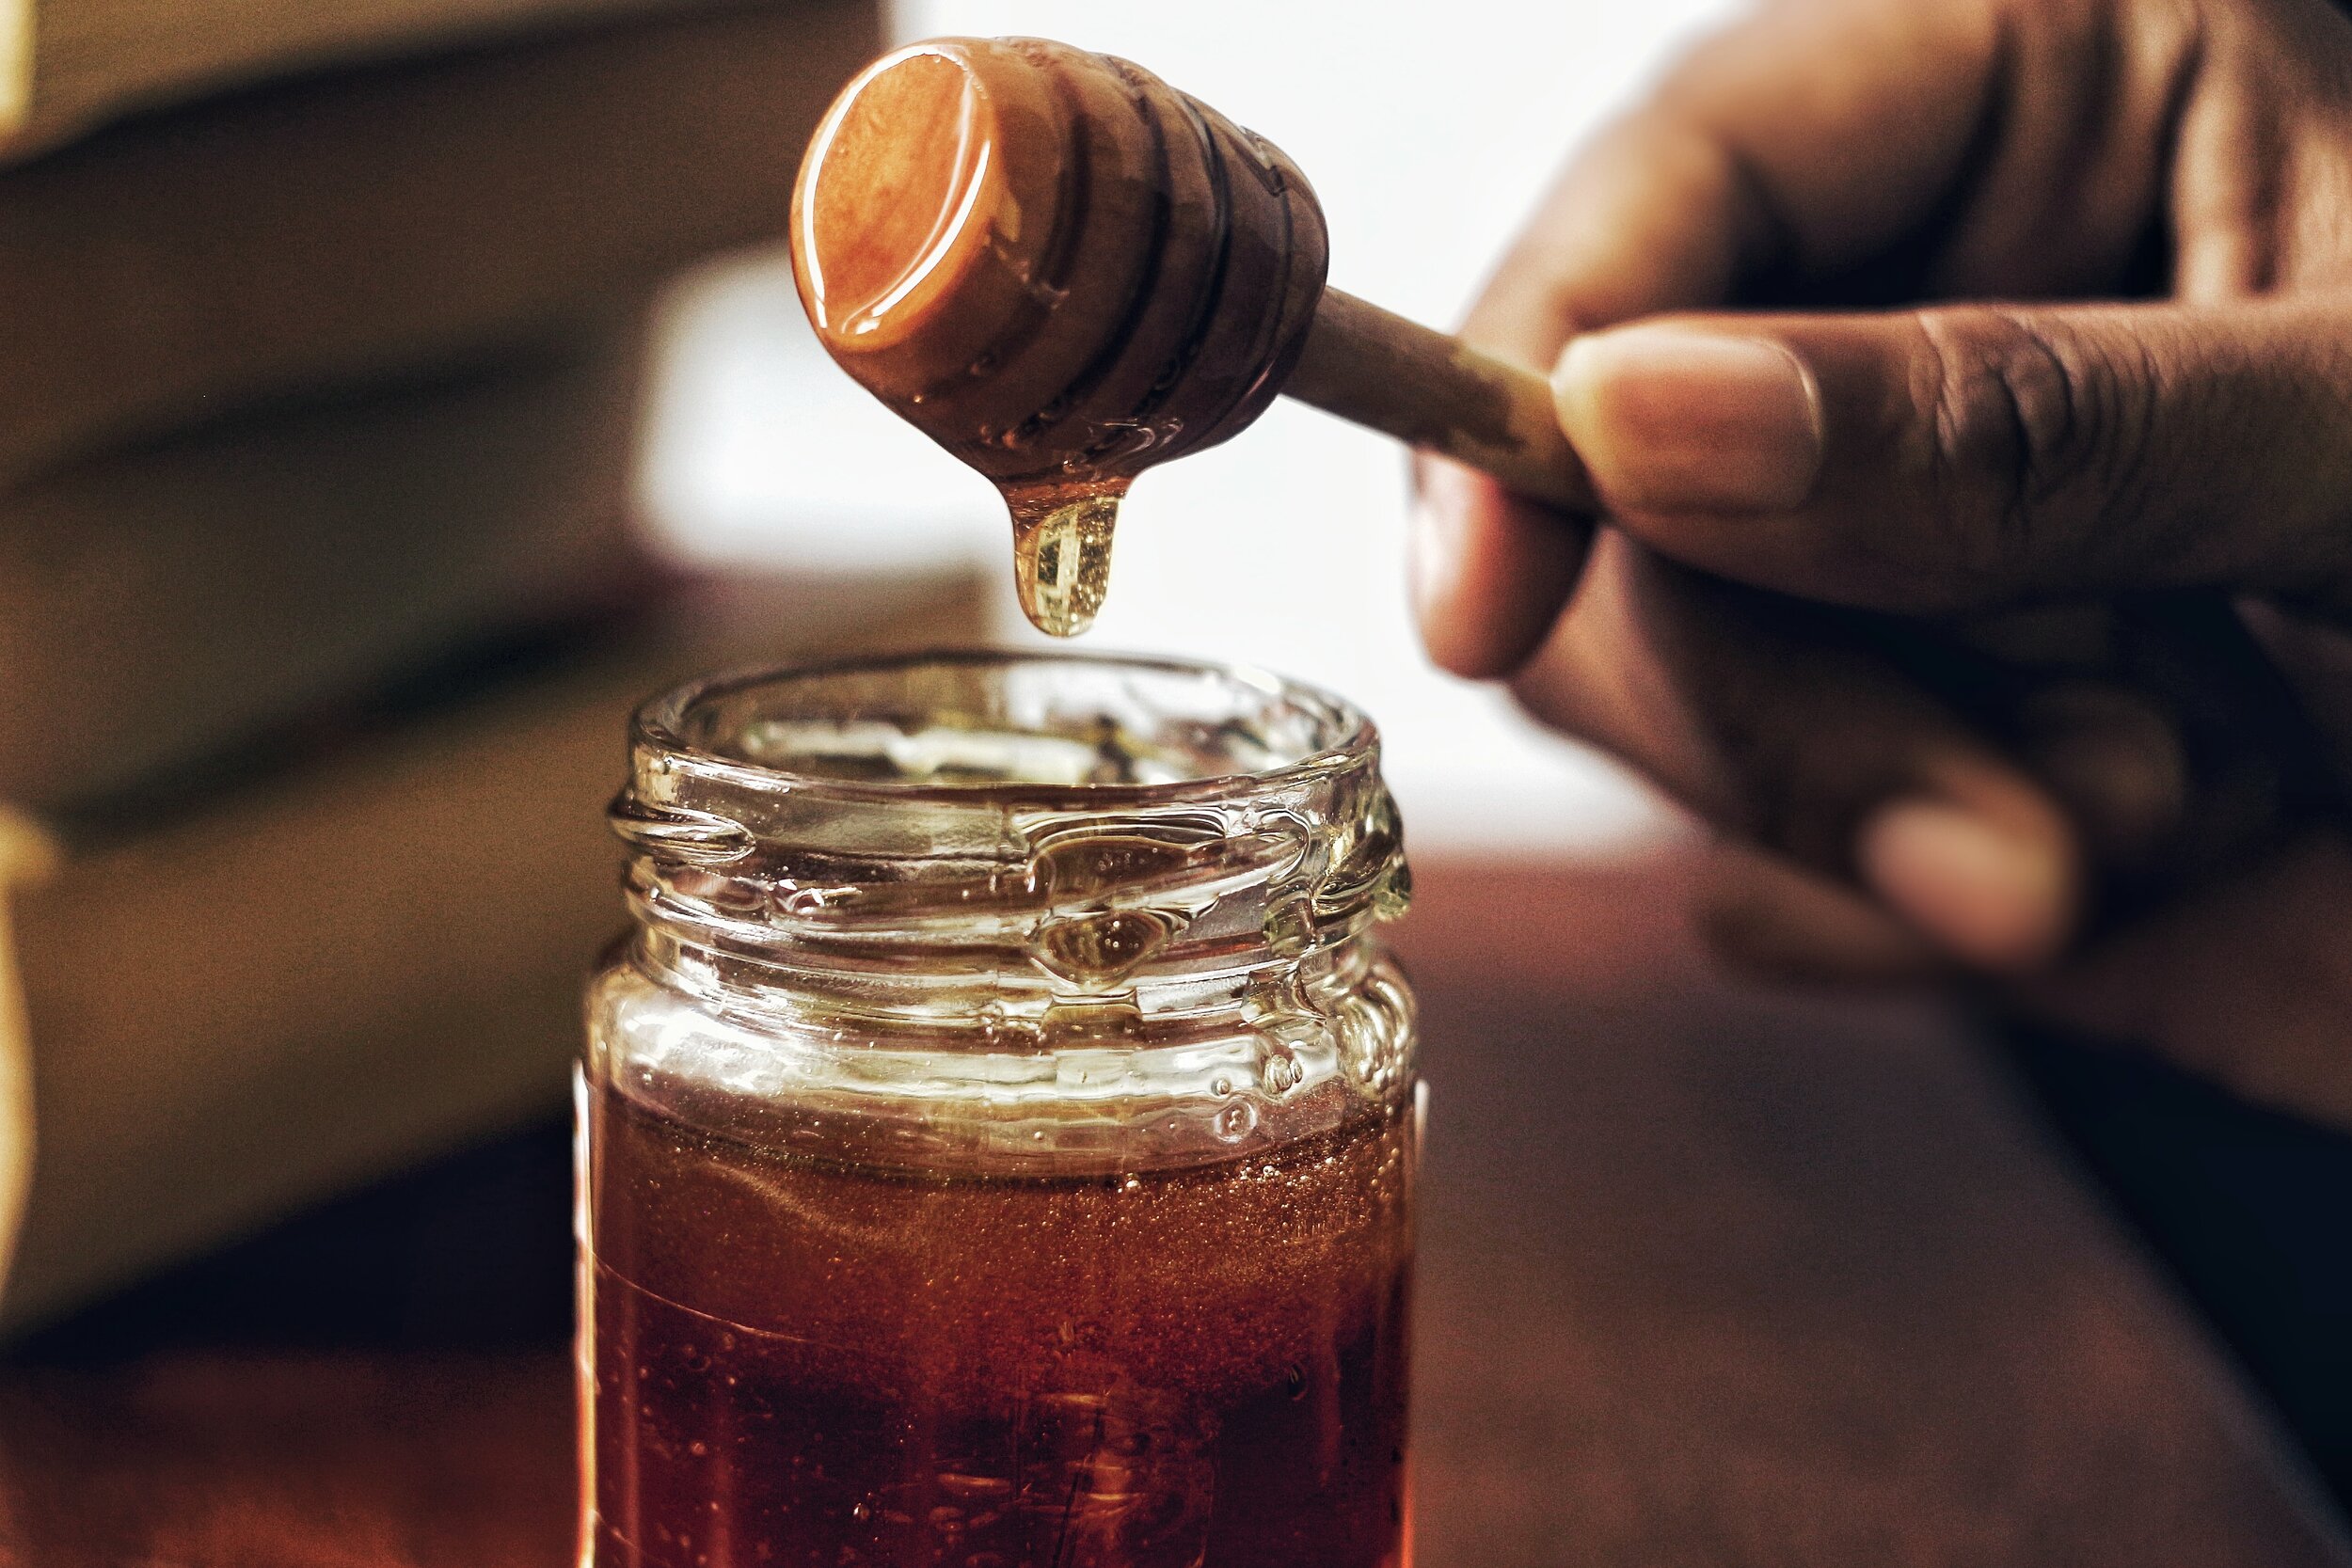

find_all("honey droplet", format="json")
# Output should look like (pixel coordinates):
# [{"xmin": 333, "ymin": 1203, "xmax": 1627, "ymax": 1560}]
[{"xmin": 1007, "ymin": 483, "xmax": 1125, "ymax": 637}]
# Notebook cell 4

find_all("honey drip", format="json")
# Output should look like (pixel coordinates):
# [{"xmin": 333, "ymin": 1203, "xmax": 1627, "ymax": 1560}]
[{"xmin": 1007, "ymin": 482, "xmax": 1127, "ymax": 638}]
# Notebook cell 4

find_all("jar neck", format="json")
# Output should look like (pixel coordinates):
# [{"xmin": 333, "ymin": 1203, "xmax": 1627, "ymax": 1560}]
[
  {"xmin": 597, "ymin": 924, "xmax": 1417, "ymax": 1175},
  {"xmin": 599, "ymin": 654, "xmax": 1419, "ymax": 1175},
  {"xmin": 609, "ymin": 652, "xmax": 1411, "ymax": 1036},
  {"xmin": 617, "ymin": 782, "xmax": 1407, "ymax": 1038}
]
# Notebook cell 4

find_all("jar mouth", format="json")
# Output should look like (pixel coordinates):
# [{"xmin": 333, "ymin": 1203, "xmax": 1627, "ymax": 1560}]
[
  {"xmin": 633, "ymin": 648, "xmax": 1375, "ymax": 807},
  {"xmin": 614, "ymin": 649, "xmax": 1406, "ymax": 1022}
]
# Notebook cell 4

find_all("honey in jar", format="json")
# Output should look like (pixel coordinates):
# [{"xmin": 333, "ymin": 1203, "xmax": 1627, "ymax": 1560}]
[{"xmin": 581, "ymin": 652, "xmax": 1420, "ymax": 1568}]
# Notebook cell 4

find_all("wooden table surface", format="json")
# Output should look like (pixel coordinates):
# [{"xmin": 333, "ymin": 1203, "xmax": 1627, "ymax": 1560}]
[{"xmin": 2, "ymin": 854, "xmax": 2345, "ymax": 1567}]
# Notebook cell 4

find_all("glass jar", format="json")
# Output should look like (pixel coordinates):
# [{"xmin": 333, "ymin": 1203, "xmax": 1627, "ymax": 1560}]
[{"xmin": 579, "ymin": 650, "xmax": 1420, "ymax": 1568}]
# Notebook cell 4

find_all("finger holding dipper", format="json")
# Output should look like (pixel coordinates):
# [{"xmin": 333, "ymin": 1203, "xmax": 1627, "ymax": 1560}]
[{"xmin": 789, "ymin": 36, "xmax": 1591, "ymax": 636}]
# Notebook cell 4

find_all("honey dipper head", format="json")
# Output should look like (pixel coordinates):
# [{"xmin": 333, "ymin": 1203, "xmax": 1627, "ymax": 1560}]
[
  {"xmin": 790, "ymin": 37, "xmax": 1329, "ymax": 489},
  {"xmin": 791, "ymin": 43, "xmax": 1006, "ymax": 355}
]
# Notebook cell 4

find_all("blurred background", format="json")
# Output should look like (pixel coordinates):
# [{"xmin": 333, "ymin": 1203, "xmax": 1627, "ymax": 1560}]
[{"xmin": 644, "ymin": 0, "xmax": 1737, "ymax": 852}]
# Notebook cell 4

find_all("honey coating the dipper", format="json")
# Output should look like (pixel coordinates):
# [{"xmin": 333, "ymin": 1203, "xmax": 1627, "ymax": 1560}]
[{"xmin": 789, "ymin": 38, "xmax": 1330, "ymax": 636}]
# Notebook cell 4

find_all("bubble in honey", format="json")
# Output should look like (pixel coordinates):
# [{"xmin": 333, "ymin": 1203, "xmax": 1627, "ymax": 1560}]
[
  {"xmin": 1214, "ymin": 1101, "xmax": 1259, "ymax": 1142},
  {"xmin": 1007, "ymin": 483, "xmax": 1125, "ymax": 637}
]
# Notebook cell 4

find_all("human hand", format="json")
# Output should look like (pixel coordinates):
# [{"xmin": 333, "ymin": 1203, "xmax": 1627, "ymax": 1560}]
[{"xmin": 1413, "ymin": 0, "xmax": 2352, "ymax": 1123}]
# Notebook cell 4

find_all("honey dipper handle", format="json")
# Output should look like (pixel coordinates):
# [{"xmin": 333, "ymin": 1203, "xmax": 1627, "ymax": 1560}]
[{"xmin": 1283, "ymin": 288, "xmax": 1594, "ymax": 512}]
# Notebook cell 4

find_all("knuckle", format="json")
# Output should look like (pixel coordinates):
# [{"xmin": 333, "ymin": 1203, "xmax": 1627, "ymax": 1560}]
[{"xmin": 1908, "ymin": 309, "xmax": 2156, "ymax": 595}]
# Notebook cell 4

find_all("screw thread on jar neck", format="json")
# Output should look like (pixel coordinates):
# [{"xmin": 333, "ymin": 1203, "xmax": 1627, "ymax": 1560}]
[
  {"xmin": 597, "ymin": 652, "xmax": 1415, "ymax": 1175},
  {"xmin": 612, "ymin": 651, "xmax": 1410, "ymax": 1037}
]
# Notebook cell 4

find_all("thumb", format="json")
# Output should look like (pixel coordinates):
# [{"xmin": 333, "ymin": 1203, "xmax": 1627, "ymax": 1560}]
[{"xmin": 1552, "ymin": 299, "xmax": 2352, "ymax": 614}]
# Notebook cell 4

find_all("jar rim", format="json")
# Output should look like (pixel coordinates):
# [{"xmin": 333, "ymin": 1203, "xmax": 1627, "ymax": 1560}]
[
  {"xmin": 629, "ymin": 646, "xmax": 1378, "ymax": 807},
  {"xmin": 613, "ymin": 647, "xmax": 1410, "ymax": 1026}
]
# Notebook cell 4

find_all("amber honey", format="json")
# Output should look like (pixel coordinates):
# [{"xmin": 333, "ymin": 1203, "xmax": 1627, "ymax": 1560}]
[{"xmin": 583, "ymin": 1076, "xmax": 1414, "ymax": 1568}]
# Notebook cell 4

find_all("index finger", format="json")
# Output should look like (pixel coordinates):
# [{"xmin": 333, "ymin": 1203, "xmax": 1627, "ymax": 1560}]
[
  {"xmin": 1419, "ymin": 0, "xmax": 2003, "ymax": 676},
  {"xmin": 1464, "ymin": 0, "xmax": 2004, "ymax": 361}
]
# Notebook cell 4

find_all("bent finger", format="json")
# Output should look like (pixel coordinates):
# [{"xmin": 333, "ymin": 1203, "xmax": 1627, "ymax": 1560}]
[
  {"xmin": 1417, "ymin": 0, "xmax": 2010, "ymax": 677},
  {"xmin": 1696, "ymin": 841, "xmax": 1947, "ymax": 985},
  {"xmin": 1513, "ymin": 535, "xmax": 2083, "ymax": 972}
]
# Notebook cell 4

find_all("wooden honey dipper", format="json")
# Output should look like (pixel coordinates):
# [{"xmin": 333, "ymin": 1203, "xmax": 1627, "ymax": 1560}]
[{"xmin": 789, "ymin": 36, "xmax": 1592, "ymax": 636}]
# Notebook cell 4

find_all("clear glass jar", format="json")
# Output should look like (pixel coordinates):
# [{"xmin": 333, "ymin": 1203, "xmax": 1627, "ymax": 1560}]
[{"xmin": 579, "ymin": 651, "xmax": 1419, "ymax": 1568}]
